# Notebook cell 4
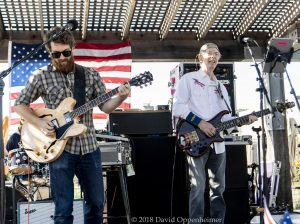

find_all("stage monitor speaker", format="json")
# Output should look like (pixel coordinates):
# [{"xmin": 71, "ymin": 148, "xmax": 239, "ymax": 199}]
[
  {"xmin": 108, "ymin": 111, "xmax": 173, "ymax": 135},
  {"xmin": 18, "ymin": 199, "xmax": 84, "ymax": 224}
]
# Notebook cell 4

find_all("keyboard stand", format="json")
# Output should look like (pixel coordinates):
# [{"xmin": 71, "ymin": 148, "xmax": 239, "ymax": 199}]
[{"xmin": 103, "ymin": 164, "xmax": 131, "ymax": 224}]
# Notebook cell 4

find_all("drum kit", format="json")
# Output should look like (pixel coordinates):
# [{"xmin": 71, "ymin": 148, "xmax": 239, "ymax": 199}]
[{"xmin": 4, "ymin": 148, "xmax": 50, "ymax": 201}]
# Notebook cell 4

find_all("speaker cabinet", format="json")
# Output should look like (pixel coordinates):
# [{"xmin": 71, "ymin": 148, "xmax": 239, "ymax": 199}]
[
  {"xmin": 107, "ymin": 139, "xmax": 249, "ymax": 224},
  {"xmin": 129, "ymin": 136, "xmax": 176, "ymax": 217},
  {"xmin": 204, "ymin": 144, "xmax": 250, "ymax": 223},
  {"xmin": 108, "ymin": 111, "xmax": 173, "ymax": 135},
  {"xmin": 5, "ymin": 187, "xmax": 26, "ymax": 224},
  {"xmin": 17, "ymin": 199, "xmax": 84, "ymax": 224},
  {"xmin": 225, "ymin": 144, "xmax": 248, "ymax": 189}
]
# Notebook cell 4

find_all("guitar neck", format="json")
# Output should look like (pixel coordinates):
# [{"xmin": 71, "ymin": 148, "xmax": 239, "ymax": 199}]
[
  {"xmin": 217, "ymin": 108, "xmax": 271, "ymax": 131},
  {"xmin": 70, "ymin": 87, "xmax": 119, "ymax": 118}
]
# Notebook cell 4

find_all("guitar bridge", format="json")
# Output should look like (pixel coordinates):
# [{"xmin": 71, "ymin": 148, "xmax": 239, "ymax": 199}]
[{"xmin": 186, "ymin": 131, "xmax": 199, "ymax": 143}]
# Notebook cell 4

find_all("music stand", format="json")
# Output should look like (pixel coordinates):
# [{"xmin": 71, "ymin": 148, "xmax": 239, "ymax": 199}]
[{"xmin": 263, "ymin": 38, "xmax": 294, "ymax": 73}]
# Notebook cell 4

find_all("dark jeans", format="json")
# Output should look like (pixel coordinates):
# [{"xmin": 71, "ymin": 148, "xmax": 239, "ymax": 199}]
[{"xmin": 49, "ymin": 149, "xmax": 104, "ymax": 224}]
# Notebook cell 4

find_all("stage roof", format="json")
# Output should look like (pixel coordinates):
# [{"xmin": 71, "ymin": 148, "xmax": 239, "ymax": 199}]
[{"xmin": 0, "ymin": 0, "xmax": 300, "ymax": 61}]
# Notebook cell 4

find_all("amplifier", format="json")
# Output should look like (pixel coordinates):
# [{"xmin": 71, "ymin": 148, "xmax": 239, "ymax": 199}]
[
  {"xmin": 99, "ymin": 141, "xmax": 132, "ymax": 166},
  {"xmin": 18, "ymin": 199, "xmax": 84, "ymax": 224},
  {"xmin": 108, "ymin": 110, "xmax": 173, "ymax": 135}
]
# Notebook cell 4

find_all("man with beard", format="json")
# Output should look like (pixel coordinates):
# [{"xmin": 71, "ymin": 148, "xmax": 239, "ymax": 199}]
[
  {"xmin": 14, "ymin": 26, "xmax": 131, "ymax": 224},
  {"xmin": 172, "ymin": 43, "xmax": 257, "ymax": 223}
]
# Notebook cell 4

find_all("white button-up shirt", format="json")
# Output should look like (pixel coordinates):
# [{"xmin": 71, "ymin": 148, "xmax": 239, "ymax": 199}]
[{"xmin": 172, "ymin": 69, "xmax": 233, "ymax": 154}]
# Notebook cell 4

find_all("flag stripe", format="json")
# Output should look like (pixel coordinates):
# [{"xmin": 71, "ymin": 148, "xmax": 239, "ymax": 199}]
[
  {"xmin": 95, "ymin": 65, "xmax": 131, "ymax": 72},
  {"xmin": 74, "ymin": 53, "xmax": 132, "ymax": 62},
  {"xmin": 263, "ymin": 195, "xmax": 277, "ymax": 224},
  {"xmin": 75, "ymin": 42, "xmax": 131, "ymax": 50}
]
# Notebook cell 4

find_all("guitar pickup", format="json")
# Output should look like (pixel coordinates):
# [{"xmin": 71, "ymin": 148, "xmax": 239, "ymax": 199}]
[{"xmin": 64, "ymin": 112, "xmax": 72, "ymax": 123}]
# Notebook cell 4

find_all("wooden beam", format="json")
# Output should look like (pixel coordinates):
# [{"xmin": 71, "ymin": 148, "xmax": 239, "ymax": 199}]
[
  {"xmin": 272, "ymin": 1, "xmax": 300, "ymax": 37},
  {"xmin": 38, "ymin": 0, "xmax": 45, "ymax": 40},
  {"xmin": 0, "ymin": 30, "xmax": 252, "ymax": 61},
  {"xmin": 159, "ymin": 0, "xmax": 182, "ymax": 40},
  {"xmin": 196, "ymin": 0, "xmax": 226, "ymax": 40},
  {"xmin": 82, "ymin": 0, "xmax": 90, "ymax": 40},
  {"xmin": 121, "ymin": 0, "xmax": 136, "ymax": 40},
  {"xmin": 233, "ymin": 0, "xmax": 271, "ymax": 39}
]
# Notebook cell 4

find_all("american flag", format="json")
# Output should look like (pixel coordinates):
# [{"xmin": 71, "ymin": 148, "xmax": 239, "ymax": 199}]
[
  {"xmin": 74, "ymin": 41, "xmax": 132, "ymax": 128},
  {"xmin": 9, "ymin": 42, "xmax": 50, "ymax": 127},
  {"xmin": 263, "ymin": 195, "xmax": 277, "ymax": 224},
  {"xmin": 9, "ymin": 41, "xmax": 132, "ymax": 131}
]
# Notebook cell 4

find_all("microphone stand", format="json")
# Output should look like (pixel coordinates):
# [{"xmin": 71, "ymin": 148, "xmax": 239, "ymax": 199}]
[
  {"xmin": 0, "ymin": 28, "xmax": 69, "ymax": 224},
  {"xmin": 284, "ymin": 65, "xmax": 300, "ymax": 115},
  {"xmin": 245, "ymin": 41, "xmax": 273, "ymax": 224}
]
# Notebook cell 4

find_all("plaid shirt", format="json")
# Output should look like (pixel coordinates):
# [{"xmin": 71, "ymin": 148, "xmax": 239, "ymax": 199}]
[{"xmin": 15, "ymin": 64, "xmax": 106, "ymax": 155}]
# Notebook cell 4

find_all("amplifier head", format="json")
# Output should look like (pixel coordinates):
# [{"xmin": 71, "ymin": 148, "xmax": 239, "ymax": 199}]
[{"xmin": 108, "ymin": 110, "xmax": 173, "ymax": 136}]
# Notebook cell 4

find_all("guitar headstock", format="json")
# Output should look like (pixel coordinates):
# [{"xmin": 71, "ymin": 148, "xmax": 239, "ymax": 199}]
[
  {"xmin": 275, "ymin": 101, "xmax": 295, "ymax": 112},
  {"xmin": 129, "ymin": 71, "xmax": 153, "ymax": 87}
]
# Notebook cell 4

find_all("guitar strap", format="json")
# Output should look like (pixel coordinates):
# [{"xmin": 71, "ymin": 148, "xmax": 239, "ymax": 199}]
[
  {"xmin": 216, "ymin": 82, "xmax": 231, "ymax": 113},
  {"xmin": 74, "ymin": 64, "xmax": 86, "ymax": 109}
]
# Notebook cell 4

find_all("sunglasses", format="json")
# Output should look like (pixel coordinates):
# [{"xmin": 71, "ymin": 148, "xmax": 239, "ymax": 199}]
[{"xmin": 51, "ymin": 50, "xmax": 72, "ymax": 59}]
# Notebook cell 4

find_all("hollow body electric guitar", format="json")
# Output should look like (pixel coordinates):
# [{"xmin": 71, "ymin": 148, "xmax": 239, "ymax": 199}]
[
  {"xmin": 176, "ymin": 102, "xmax": 295, "ymax": 157},
  {"xmin": 21, "ymin": 72, "xmax": 153, "ymax": 163}
]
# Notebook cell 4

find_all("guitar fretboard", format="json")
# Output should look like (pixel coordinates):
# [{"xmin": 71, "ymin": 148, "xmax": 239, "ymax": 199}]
[
  {"xmin": 217, "ymin": 109, "xmax": 271, "ymax": 131},
  {"xmin": 69, "ymin": 87, "xmax": 119, "ymax": 119}
]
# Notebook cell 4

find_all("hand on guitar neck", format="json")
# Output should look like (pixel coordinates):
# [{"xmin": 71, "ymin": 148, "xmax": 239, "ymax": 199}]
[
  {"xmin": 245, "ymin": 115, "xmax": 258, "ymax": 125},
  {"xmin": 198, "ymin": 115, "xmax": 257, "ymax": 138}
]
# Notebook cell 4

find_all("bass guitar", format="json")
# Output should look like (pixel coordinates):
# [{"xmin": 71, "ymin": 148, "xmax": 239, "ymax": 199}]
[
  {"xmin": 21, "ymin": 71, "xmax": 153, "ymax": 163},
  {"xmin": 176, "ymin": 102, "xmax": 295, "ymax": 157}
]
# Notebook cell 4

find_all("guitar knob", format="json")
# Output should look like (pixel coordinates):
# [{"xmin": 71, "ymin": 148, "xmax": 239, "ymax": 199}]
[
  {"xmin": 43, "ymin": 145, "xmax": 47, "ymax": 149},
  {"xmin": 36, "ymin": 151, "xmax": 41, "ymax": 156},
  {"xmin": 50, "ymin": 148, "xmax": 55, "ymax": 153},
  {"xmin": 44, "ymin": 155, "xmax": 48, "ymax": 160}
]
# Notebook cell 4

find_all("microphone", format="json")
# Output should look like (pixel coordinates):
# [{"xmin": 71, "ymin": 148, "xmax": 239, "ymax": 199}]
[
  {"xmin": 239, "ymin": 36, "xmax": 254, "ymax": 45},
  {"xmin": 62, "ymin": 19, "xmax": 78, "ymax": 31},
  {"xmin": 51, "ymin": 20, "xmax": 78, "ymax": 41}
]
